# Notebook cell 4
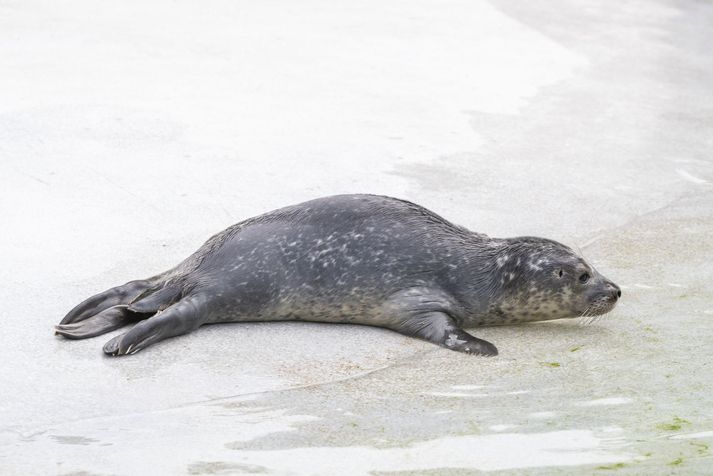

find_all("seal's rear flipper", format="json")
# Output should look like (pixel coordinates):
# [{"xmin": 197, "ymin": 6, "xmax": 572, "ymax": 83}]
[
  {"xmin": 60, "ymin": 279, "xmax": 152, "ymax": 325},
  {"xmin": 103, "ymin": 293, "xmax": 209, "ymax": 356},
  {"xmin": 127, "ymin": 284, "xmax": 183, "ymax": 313},
  {"xmin": 55, "ymin": 305, "xmax": 139, "ymax": 339}
]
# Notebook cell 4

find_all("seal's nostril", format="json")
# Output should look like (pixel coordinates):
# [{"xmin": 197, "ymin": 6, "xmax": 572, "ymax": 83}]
[{"xmin": 607, "ymin": 282, "xmax": 621, "ymax": 300}]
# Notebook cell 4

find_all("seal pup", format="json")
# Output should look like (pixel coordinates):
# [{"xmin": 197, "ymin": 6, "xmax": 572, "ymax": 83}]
[{"xmin": 56, "ymin": 194, "xmax": 621, "ymax": 356}]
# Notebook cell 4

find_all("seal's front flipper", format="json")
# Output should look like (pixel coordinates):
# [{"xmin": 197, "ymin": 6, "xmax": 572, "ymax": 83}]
[
  {"xmin": 55, "ymin": 305, "xmax": 139, "ymax": 339},
  {"xmin": 60, "ymin": 279, "xmax": 152, "ymax": 325},
  {"xmin": 439, "ymin": 326, "xmax": 498, "ymax": 356},
  {"xmin": 103, "ymin": 293, "xmax": 209, "ymax": 356},
  {"xmin": 384, "ymin": 287, "xmax": 498, "ymax": 356},
  {"xmin": 393, "ymin": 311, "xmax": 498, "ymax": 356}
]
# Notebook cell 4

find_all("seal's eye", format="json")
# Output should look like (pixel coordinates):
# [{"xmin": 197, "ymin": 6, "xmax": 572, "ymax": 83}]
[
  {"xmin": 557, "ymin": 269, "xmax": 563, "ymax": 278},
  {"xmin": 579, "ymin": 272, "xmax": 590, "ymax": 283}
]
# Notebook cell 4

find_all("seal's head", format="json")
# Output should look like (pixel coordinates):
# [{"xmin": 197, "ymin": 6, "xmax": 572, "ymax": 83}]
[{"xmin": 492, "ymin": 237, "xmax": 621, "ymax": 322}]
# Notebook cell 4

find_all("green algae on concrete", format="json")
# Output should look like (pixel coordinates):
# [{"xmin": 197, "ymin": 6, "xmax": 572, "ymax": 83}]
[{"xmin": 656, "ymin": 417, "xmax": 691, "ymax": 432}]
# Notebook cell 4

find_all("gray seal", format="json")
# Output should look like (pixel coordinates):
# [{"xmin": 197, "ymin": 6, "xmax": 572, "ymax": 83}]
[{"xmin": 56, "ymin": 194, "xmax": 621, "ymax": 356}]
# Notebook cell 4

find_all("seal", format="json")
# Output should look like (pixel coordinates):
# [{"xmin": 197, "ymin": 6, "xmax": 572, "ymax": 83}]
[{"xmin": 56, "ymin": 194, "xmax": 621, "ymax": 356}]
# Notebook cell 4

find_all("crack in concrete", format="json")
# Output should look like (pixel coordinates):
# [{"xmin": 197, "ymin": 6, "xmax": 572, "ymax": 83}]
[{"xmin": 2, "ymin": 348, "xmax": 437, "ymax": 438}]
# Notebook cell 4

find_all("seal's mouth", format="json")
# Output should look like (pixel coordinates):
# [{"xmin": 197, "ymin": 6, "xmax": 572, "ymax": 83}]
[
  {"xmin": 578, "ymin": 280, "xmax": 621, "ymax": 322},
  {"xmin": 586, "ymin": 300, "xmax": 617, "ymax": 316},
  {"xmin": 578, "ymin": 293, "xmax": 619, "ymax": 325}
]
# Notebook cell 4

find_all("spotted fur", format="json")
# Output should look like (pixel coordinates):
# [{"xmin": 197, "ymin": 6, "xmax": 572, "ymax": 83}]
[{"xmin": 56, "ymin": 194, "xmax": 620, "ymax": 357}]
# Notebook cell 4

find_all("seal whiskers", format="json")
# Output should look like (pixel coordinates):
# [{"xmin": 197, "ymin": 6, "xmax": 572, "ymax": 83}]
[{"xmin": 578, "ymin": 306, "xmax": 593, "ymax": 326}]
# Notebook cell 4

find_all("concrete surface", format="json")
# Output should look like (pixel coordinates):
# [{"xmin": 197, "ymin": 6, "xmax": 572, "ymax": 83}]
[{"xmin": 1, "ymin": 0, "xmax": 712, "ymax": 474}]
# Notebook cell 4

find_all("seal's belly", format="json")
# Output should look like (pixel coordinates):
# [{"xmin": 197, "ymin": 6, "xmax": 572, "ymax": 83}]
[
  {"xmin": 206, "ymin": 286, "xmax": 395, "ymax": 326},
  {"xmin": 464, "ymin": 312, "xmax": 563, "ymax": 327}
]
